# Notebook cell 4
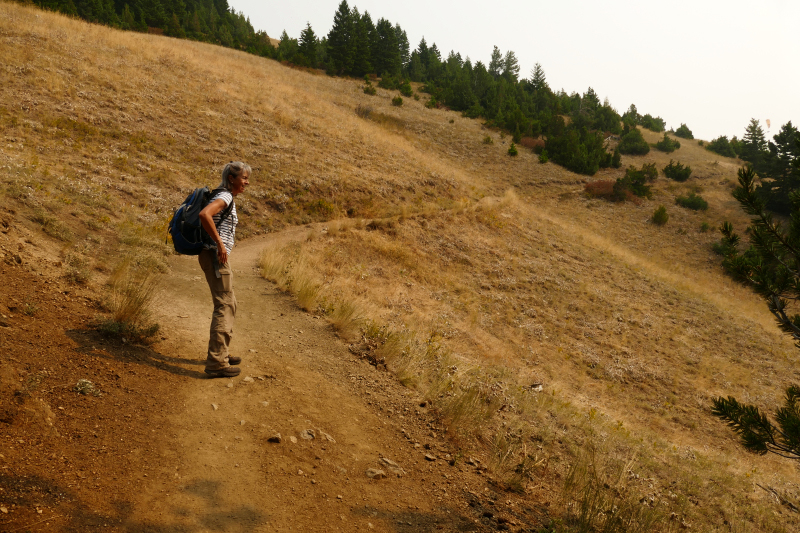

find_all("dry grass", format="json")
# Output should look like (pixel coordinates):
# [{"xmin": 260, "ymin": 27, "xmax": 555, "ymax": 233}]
[{"xmin": 3, "ymin": 3, "xmax": 799, "ymax": 529}]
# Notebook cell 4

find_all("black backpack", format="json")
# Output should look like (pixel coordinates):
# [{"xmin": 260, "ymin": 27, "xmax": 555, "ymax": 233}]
[{"xmin": 168, "ymin": 187, "xmax": 233, "ymax": 255}]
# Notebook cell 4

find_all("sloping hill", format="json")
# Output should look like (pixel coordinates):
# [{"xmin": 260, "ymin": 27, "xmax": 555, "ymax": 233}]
[{"xmin": 2, "ymin": 2, "xmax": 799, "ymax": 531}]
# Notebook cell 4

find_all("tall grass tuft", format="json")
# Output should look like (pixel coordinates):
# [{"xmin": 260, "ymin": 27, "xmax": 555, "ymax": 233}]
[
  {"xmin": 97, "ymin": 264, "xmax": 160, "ymax": 343},
  {"xmin": 328, "ymin": 299, "xmax": 362, "ymax": 340},
  {"xmin": 560, "ymin": 447, "xmax": 670, "ymax": 533},
  {"xmin": 289, "ymin": 268, "xmax": 321, "ymax": 312}
]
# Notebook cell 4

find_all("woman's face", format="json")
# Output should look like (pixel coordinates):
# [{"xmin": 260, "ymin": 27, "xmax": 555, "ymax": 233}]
[{"xmin": 230, "ymin": 171, "xmax": 249, "ymax": 196}]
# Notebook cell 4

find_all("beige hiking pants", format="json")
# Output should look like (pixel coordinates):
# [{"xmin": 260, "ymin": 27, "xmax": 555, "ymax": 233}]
[{"xmin": 199, "ymin": 248, "xmax": 237, "ymax": 371}]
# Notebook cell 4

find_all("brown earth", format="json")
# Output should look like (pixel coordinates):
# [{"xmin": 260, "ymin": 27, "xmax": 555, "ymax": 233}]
[{"xmin": 0, "ymin": 222, "xmax": 554, "ymax": 532}]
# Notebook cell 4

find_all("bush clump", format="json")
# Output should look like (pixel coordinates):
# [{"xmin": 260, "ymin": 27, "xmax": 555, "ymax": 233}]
[
  {"xmin": 391, "ymin": 96, "xmax": 403, "ymax": 107},
  {"xmin": 584, "ymin": 180, "xmax": 615, "ymax": 199},
  {"xmin": 538, "ymin": 149, "xmax": 548, "ymax": 164},
  {"xmin": 706, "ymin": 135, "xmax": 737, "ymax": 158},
  {"xmin": 399, "ymin": 81, "xmax": 413, "ymax": 97},
  {"xmin": 611, "ymin": 147, "xmax": 621, "ymax": 168},
  {"xmin": 614, "ymin": 165, "xmax": 653, "ymax": 200},
  {"xmin": 674, "ymin": 123, "xmax": 694, "ymax": 139},
  {"xmin": 363, "ymin": 76, "xmax": 377, "ymax": 95},
  {"xmin": 655, "ymin": 133, "xmax": 681, "ymax": 153},
  {"xmin": 675, "ymin": 192, "xmax": 708, "ymax": 211},
  {"xmin": 97, "ymin": 267, "xmax": 161, "ymax": 344},
  {"xmin": 508, "ymin": 143, "xmax": 518, "ymax": 156},
  {"xmin": 482, "ymin": 134, "xmax": 494, "ymax": 145},
  {"xmin": 640, "ymin": 162, "xmax": 658, "ymax": 181},
  {"xmin": 651, "ymin": 205, "xmax": 669, "ymax": 225},
  {"xmin": 378, "ymin": 76, "xmax": 398, "ymax": 90},
  {"xmin": 640, "ymin": 114, "xmax": 666, "ymax": 132},
  {"xmin": 663, "ymin": 159, "xmax": 692, "ymax": 181},
  {"xmin": 617, "ymin": 128, "xmax": 650, "ymax": 155}
]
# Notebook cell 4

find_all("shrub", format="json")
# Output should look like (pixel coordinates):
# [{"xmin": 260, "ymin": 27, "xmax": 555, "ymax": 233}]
[
  {"xmin": 655, "ymin": 133, "xmax": 681, "ymax": 153},
  {"xmin": 652, "ymin": 205, "xmax": 669, "ymax": 225},
  {"xmin": 641, "ymin": 162, "xmax": 658, "ymax": 181},
  {"xmin": 399, "ymin": 81, "xmax": 413, "ymax": 97},
  {"xmin": 613, "ymin": 165, "xmax": 654, "ymax": 201},
  {"xmin": 355, "ymin": 104, "xmax": 372, "ymax": 119},
  {"xmin": 706, "ymin": 135, "xmax": 737, "ymax": 158},
  {"xmin": 508, "ymin": 143, "xmax": 518, "ymax": 156},
  {"xmin": 482, "ymin": 135, "xmax": 494, "ymax": 145},
  {"xmin": 663, "ymin": 159, "xmax": 692, "ymax": 181},
  {"xmin": 700, "ymin": 221, "xmax": 711, "ymax": 232},
  {"xmin": 378, "ymin": 76, "xmax": 398, "ymax": 90},
  {"xmin": 425, "ymin": 96, "xmax": 438, "ymax": 109},
  {"xmin": 640, "ymin": 114, "xmax": 666, "ymax": 132},
  {"xmin": 697, "ymin": 139, "xmax": 704, "ymax": 146},
  {"xmin": 674, "ymin": 123, "xmax": 694, "ymax": 139},
  {"xmin": 584, "ymin": 180, "xmax": 615, "ymax": 199},
  {"xmin": 391, "ymin": 96, "xmax": 403, "ymax": 107},
  {"xmin": 363, "ymin": 83, "xmax": 376, "ymax": 95},
  {"xmin": 538, "ymin": 150, "xmax": 548, "ymax": 164},
  {"xmin": 519, "ymin": 137, "xmax": 545, "ymax": 152},
  {"xmin": 617, "ymin": 128, "xmax": 650, "ymax": 155},
  {"xmin": 611, "ymin": 147, "xmax": 621, "ymax": 168},
  {"xmin": 413, "ymin": 93, "xmax": 420, "ymax": 101},
  {"xmin": 675, "ymin": 192, "xmax": 708, "ymax": 211}
]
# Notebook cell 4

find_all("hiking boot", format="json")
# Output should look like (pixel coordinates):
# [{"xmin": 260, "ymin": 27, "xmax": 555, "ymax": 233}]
[
  {"xmin": 204, "ymin": 366, "xmax": 241, "ymax": 378},
  {"xmin": 228, "ymin": 355, "xmax": 241, "ymax": 365}
]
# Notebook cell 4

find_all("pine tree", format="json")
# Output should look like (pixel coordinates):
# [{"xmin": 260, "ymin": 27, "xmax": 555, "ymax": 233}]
[
  {"xmin": 326, "ymin": 0, "xmax": 353, "ymax": 74},
  {"xmin": 581, "ymin": 87, "xmax": 600, "ymax": 114},
  {"xmin": 349, "ymin": 10, "xmax": 371, "ymax": 76},
  {"xmin": 121, "ymin": 4, "xmax": 136, "ymax": 30},
  {"xmin": 712, "ymin": 163, "xmax": 800, "ymax": 461},
  {"xmin": 529, "ymin": 63, "xmax": 548, "ymax": 92},
  {"xmin": 741, "ymin": 118, "xmax": 769, "ymax": 172},
  {"xmin": 298, "ymin": 22, "xmax": 318, "ymax": 67},
  {"xmin": 502, "ymin": 50, "xmax": 520, "ymax": 83},
  {"xmin": 488, "ymin": 46, "xmax": 503, "ymax": 78},
  {"xmin": 374, "ymin": 17, "xmax": 399, "ymax": 77},
  {"xmin": 277, "ymin": 29, "xmax": 298, "ymax": 62},
  {"xmin": 395, "ymin": 23, "xmax": 410, "ymax": 69}
]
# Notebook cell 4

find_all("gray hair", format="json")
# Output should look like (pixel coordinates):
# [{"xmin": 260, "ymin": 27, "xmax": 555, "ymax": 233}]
[{"xmin": 218, "ymin": 161, "xmax": 251, "ymax": 190}]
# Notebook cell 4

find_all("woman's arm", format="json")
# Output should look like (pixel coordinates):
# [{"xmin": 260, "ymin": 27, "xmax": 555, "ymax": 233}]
[{"xmin": 199, "ymin": 198, "xmax": 229, "ymax": 265}]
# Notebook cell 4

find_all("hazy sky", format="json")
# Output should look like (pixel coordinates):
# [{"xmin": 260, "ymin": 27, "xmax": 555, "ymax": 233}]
[{"xmin": 229, "ymin": 0, "xmax": 799, "ymax": 142}]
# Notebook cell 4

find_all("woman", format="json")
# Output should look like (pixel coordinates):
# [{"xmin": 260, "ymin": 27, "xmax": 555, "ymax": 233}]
[{"xmin": 198, "ymin": 161, "xmax": 250, "ymax": 378}]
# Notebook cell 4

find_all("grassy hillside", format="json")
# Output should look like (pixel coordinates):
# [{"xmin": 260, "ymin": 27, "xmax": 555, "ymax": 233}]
[{"xmin": 2, "ymin": 2, "xmax": 799, "ymax": 530}]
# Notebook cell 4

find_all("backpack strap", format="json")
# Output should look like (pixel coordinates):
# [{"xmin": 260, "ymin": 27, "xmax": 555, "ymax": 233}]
[{"xmin": 211, "ymin": 188, "xmax": 234, "ymax": 228}]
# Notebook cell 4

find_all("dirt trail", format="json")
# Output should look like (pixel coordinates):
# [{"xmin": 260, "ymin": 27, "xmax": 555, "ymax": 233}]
[{"xmin": 123, "ymin": 233, "xmax": 535, "ymax": 532}]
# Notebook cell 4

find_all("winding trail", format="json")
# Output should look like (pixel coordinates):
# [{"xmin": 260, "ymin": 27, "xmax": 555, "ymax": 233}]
[{"xmin": 122, "ymin": 233, "xmax": 507, "ymax": 532}]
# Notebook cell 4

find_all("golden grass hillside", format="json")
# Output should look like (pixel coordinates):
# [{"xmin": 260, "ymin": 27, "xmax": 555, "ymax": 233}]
[{"xmin": 2, "ymin": 3, "xmax": 799, "ymax": 531}]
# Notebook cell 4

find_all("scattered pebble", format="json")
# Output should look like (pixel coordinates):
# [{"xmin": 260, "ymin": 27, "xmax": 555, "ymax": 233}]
[
  {"xmin": 424, "ymin": 454, "xmax": 436, "ymax": 461},
  {"xmin": 379, "ymin": 457, "xmax": 406, "ymax": 476},
  {"xmin": 300, "ymin": 429, "xmax": 316, "ymax": 440},
  {"xmin": 289, "ymin": 436, "xmax": 298, "ymax": 444},
  {"xmin": 260, "ymin": 401, "xmax": 269, "ymax": 407},
  {"xmin": 249, "ymin": 349, "xmax": 257, "ymax": 353},
  {"xmin": 211, "ymin": 404, "xmax": 219, "ymax": 411},
  {"xmin": 267, "ymin": 434, "xmax": 282, "ymax": 443},
  {"xmin": 298, "ymin": 469, "xmax": 304, "ymax": 475},
  {"xmin": 226, "ymin": 383, "xmax": 233, "ymax": 389},
  {"xmin": 242, "ymin": 377, "xmax": 254, "ymax": 383},
  {"xmin": 320, "ymin": 431, "xmax": 336, "ymax": 443},
  {"xmin": 366, "ymin": 468, "xmax": 386, "ymax": 479},
  {"xmin": 0, "ymin": 507, "xmax": 7, "ymax": 514},
  {"xmin": 337, "ymin": 494, "xmax": 342, "ymax": 500},
  {"xmin": 239, "ymin": 420, "xmax": 246, "ymax": 426}
]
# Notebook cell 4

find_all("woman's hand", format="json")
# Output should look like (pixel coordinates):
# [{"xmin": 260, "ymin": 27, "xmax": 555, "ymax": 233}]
[{"xmin": 217, "ymin": 244, "xmax": 228, "ymax": 265}]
